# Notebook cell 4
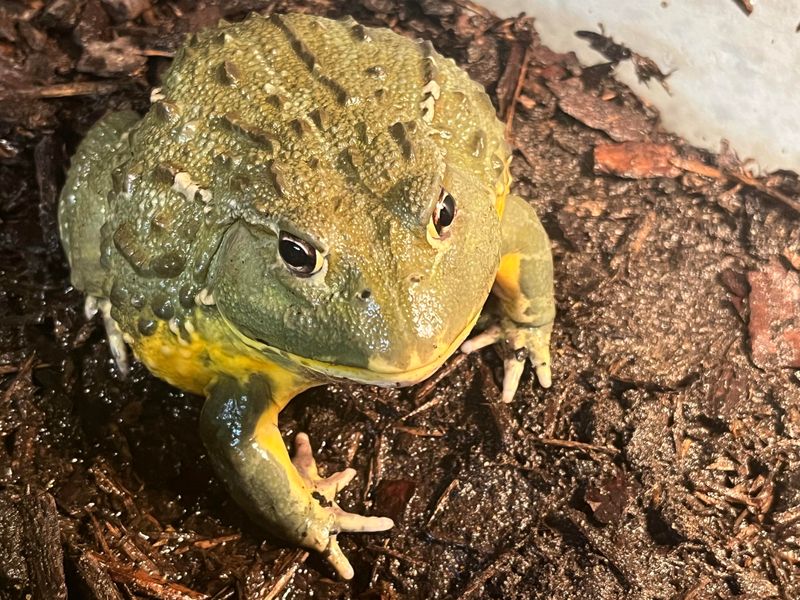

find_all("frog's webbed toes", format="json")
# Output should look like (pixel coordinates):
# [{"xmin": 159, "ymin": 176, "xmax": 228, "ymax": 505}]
[
  {"xmin": 291, "ymin": 433, "xmax": 394, "ymax": 579},
  {"xmin": 461, "ymin": 318, "xmax": 552, "ymax": 402}
]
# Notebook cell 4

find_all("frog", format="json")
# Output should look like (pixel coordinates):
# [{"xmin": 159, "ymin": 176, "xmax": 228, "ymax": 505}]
[{"xmin": 58, "ymin": 12, "xmax": 555, "ymax": 579}]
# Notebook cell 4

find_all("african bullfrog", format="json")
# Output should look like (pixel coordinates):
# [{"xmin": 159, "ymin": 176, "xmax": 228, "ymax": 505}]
[{"xmin": 58, "ymin": 13, "xmax": 555, "ymax": 579}]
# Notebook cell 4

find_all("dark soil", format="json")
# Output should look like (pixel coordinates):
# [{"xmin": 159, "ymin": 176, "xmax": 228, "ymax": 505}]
[{"xmin": 1, "ymin": 0, "xmax": 799, "ymax": 598}]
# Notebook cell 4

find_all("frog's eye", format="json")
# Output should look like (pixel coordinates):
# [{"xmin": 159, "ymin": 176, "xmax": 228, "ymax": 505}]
[
  {"xmin": 278, "ymin": 231, "xmax": 323, "ymax": 277},
  {"xmin": 431, "ymin": 190, "xmax": 457, "ymax": 238}
]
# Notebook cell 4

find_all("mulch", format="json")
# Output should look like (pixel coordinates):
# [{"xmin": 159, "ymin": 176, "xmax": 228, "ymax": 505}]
[{"xmin": 1, "ymin": 0, "xmax": 799, "ymax": 598}]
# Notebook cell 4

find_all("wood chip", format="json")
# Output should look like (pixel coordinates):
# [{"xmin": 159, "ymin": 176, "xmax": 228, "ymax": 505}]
[
  {"xmin": 747, "ymin": 260, "xmax": 800, "ymax": 369},
  {"xmin": 594, "ymin": 142, "xmax": 682, "ymax": 178},
  {"xmin": 547, "ymin": 77, "xmax": 651, "ymax": 142},
  {"xmin": 20, "ymin": 493, "xmax": 68, "ymax": 600}
]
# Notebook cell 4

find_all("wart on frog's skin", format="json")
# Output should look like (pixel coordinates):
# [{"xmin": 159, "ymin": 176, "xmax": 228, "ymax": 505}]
[{"xmin": 58, "ymin": 12, "xmax": 555, "ymax": 580}]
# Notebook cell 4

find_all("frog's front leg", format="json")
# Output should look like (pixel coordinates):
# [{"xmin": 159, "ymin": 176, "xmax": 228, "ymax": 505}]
[
  {"xmin": 199, "ymin": 374, "xmax": 393, "ymax": 579},
  {"xmin": 462, "ymin": 194, "xmax": 555, "ymax": 401}
]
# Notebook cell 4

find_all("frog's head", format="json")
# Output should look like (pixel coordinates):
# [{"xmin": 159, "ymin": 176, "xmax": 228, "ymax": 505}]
[{"xmin": 207, "ymin": 122, "xmax": 503, "ymax": 386}]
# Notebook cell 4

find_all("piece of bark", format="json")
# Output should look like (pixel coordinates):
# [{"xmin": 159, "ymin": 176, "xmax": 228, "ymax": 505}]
[
  {"xmin": 20, "ymin": 493, "xmax": 68, "ymax": 600},
  {"xmin": 547, "ymin": 77, "xmax": 651, "ymax": 142},
  {"xmin": 594, "ymin": 142, "xmax": 682, "ymax": 179},
  {"xmin": 585, "ymin": 469, "xmax": 631, "ymax": 524},
  {"xmin": 101, "ymin": 0, "xmax": 151, "ymax": 22},
  {"xmin": 0, "ymin": 492, "xmax": 28, "ymax": 592},
  {"xmin": 35, "ymin": 135, "xmax": 63, "ymax": 255},
  {"xmin": 77, "ymin": 37, "xmax": 146, "ymax": 77},
  {"xmin": 747, "ymin": 260, "xmax": 800, "ymax": 369},
  {"xmin": 374, "ymin": 479, "xmax": 416, "ymax": 523},
  {"xmin": 74, "ymin": 552, "xmax": 126, "ymax": 600}
]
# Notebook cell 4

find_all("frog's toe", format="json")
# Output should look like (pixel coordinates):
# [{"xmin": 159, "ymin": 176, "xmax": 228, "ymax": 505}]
[
  {"xmin": 97, "ymin": 298, "xmax": 130, "ymax": 376},
  {"xmin": 320, "ymin": 467, "xmax": 357, "ymax": 496},
  {"xmin": 502, "ymin": 353, "xmax": 526, "ymax": 403},
  {"xmin": 534, "ymin": 361, "xmax": 552, "ymax": 390},
  {"xmin": 462, "ymin": 318, "xmax": 553, "ymax": 401},
  {"xmin": 292, "ymin": 433, "xmax": 357, "ymax": 499},
  {"xmin": 333, "ymin": 507, "xmax": 394, "ymax": 533},
  {"xmin": 84, "ymin": 296, "xmax": 99, "ymax": 319},
  {"xmin": 524, "ymin": 324, "xmax": 553, "ymax": 390},
  {"xmin": 291, "ymin": 432, "xmax": 321, "ymax": 479},
  {"xmin": 460, "ymin": 324, "xmax": 503, "ymax": 354},
  {"xmin": 323, "ymin": 509, "xmax": 392, "ymax": 579},
  {"xmin": 324, "ymin": 536, "xmax": 354, "ymax": 580}
]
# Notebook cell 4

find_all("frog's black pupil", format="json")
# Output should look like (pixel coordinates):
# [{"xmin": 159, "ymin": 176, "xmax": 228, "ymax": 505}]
[
  {"xmin": 279, "ymin": 234, "xmax": 316, "ymax": 274},
  {"xmin": 435, "ymin": 193, "xmax": 456, "ymax": 233}
]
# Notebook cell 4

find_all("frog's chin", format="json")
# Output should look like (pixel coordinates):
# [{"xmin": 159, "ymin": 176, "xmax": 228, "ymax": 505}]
[
  {"xmin": 321, "ymin": 312, "xmax": 482, "ymax": 387},
  {"xmin": 218, "ymin": 309, "xmax": 482, "ymax": 388}
]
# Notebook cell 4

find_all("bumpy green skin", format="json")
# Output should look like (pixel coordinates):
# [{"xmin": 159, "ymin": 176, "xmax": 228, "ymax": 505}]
[
  {"xmin": 58, "ymin": 13, "xmax": 554, "ymax": 578},
  {"xmin": 61, "ymin": 13, "xmax": 507, "ymax": 370}
]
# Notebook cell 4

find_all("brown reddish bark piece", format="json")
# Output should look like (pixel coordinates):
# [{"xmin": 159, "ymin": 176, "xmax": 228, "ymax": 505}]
[
  {"xmin": 594, "ymin": 142, "xmax": 682, "ymax": 179},
  {"xmin": 747, "ymin": 261, "xmax": 800, "ymax": 369},
  {"xmin": 547, "ymin": 77, "xmax": 651, "ymax": 142},
  {"xmin": 585, "ymin": 470, "xmax": 631, "ymax": 525},
  {"xmin": 374, "ymin": 479, "xmax": 416, "ymax": 523}
]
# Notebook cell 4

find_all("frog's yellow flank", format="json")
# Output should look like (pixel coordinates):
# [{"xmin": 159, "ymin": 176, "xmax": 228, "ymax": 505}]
[
  {"xmin": 495, "ymin": 252, "xmax": 523, "ymax": 301},
  {"xmin": 58, "ymin": 13, "xmax": 554, "ymax": 579}
]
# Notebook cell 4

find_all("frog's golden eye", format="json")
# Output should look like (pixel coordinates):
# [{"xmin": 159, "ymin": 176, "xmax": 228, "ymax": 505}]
[
  {"xmin": 278, "ymin": 231, "xmax": 323, "ymax": 277},
  {"xmin": 432, "ymin": 190, "xmax": 457, "ymax": 238}
]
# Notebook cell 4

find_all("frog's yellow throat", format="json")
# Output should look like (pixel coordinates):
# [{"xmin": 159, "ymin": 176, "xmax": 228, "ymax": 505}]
[
  {"xmin": 131, "ymin": 313, "xmax": 302, "ymax": 397},
  {"xmin": 132, "ymin": 303, "xmax": 484, "ymax": 399}
]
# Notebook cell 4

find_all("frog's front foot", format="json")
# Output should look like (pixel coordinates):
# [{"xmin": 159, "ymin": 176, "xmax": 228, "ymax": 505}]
[
  {"xmin": 461, "ymin": 317, "xmax": 553, "ymax": 402},
  {"xmin": 291, "ymin": 432, "xmax": 394, "ymax": 579},
  {"xmin": 201, "ymin": 376, "xmax": 394, "ymax": 580}
]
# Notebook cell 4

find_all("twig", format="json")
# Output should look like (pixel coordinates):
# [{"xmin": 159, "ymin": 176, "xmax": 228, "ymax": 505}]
[
  {"xmin": 344, "ymin": 430, "xmax": 363, "ymax": 465},
  {"xmin": 139, "ymin": 49, "xmax": 175, "ymax": 58},
  {"xmin": 0, "ymin": 81, "xmax": 122, "ymax": 101},
  {"xmin": 732, "ymin": 0, "xmax": 753, "ymax": 15},
  {"xmin": 671, "ymin": 156, "xmax": 800, "ymax": 214},
  {"xmin": 533, "ymin": 437, "xmax": 618, "ymax": 456},
  {"xmin": 88, "ymin": 514, "xmax": 116, "ymax": 560},
  {"xmin": 365, "ymin": 543, "xmax": 425, "ymax": 568},
  {"xmin": 505, "ymin": 45, "xmax": 533, "ymax": 136},
  {"xmin": 400, "ymin": 386, "xmax": 446, "ymax": 422},
  {"xmin": 192, "ymin": 534, "xmax": 240, "ymax": 550},
  {"xmin": 459, "ymin": 549, "xmax": 516, "ymax": 598},
  {"xmin": 411, "ymin": 352, "xmax": 468, "ymax": 402},
  {"xmin": 87, "ymin": 551, "xmax": 208, "ymax": 600},
  {"xmin": 263, "ymin": 550, "xmax": 308, "ymax": 600},
  {"xmin": 363, "ymin": 433, "xmax": 384, "ymax": 504},
  {"xmin": 392, "ymin": 424, "xmax": 445, "ymax": 437},
  {"xmin": 426, "ymin": 479, "xmax": 460, "ymax": 530}
]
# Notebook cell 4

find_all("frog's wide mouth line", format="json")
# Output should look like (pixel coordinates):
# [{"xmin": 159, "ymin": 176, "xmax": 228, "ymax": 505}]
[{"xmin": 217, "ymin": 307, "xmax": 483, "ymax": 387}]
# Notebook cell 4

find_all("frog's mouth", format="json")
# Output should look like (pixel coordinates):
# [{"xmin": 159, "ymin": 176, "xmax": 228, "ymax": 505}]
[{"xmin": 217, "ymin": 307, "xmax": 483, "ymax": 387}]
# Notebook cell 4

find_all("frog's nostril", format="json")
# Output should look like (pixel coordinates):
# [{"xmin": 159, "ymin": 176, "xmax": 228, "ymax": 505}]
[
  {"xmin": 357, "ymin": 288, "xmax": 372, "ymax": 301},
  {"xmin": 408, "ymin": 273, "xmax": 423, "ymax": 284}
]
